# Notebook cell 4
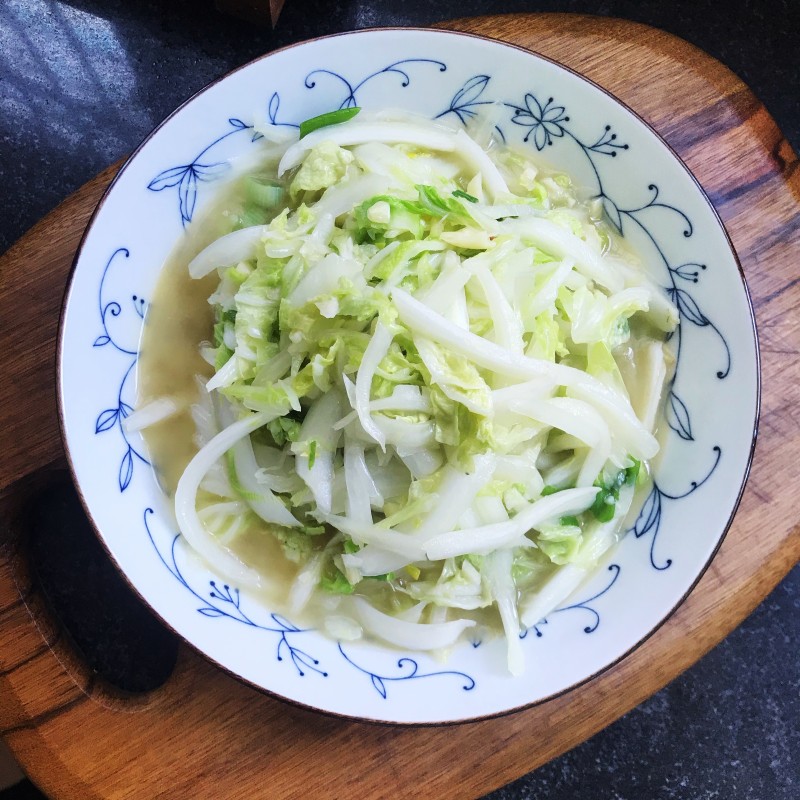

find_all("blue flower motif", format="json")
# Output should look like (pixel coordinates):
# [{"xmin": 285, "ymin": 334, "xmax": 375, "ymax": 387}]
[{"xmin": 510, "ymin": 93, "xmax": 569, "ymax": 150}]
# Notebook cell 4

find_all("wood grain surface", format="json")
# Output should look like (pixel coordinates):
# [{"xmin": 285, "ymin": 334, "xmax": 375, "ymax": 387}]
[{"xmin": 0, "ymin": 13, "xmax": 798, "ymax": 800}]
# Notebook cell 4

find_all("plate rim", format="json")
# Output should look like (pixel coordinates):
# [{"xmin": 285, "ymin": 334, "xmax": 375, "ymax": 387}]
[{"xmin": 55, "ymin": 25, "xmax": 762, "ymax": 726}]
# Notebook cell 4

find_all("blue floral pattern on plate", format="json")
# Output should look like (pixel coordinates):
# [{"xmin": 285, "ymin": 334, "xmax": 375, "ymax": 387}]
[
  {"xmin": 92, "ymin": 247, "xmax": 149, "ymax": 491},
  {"xmin": 105, "ymin": 59, "xmax": 732, "ymax": 689},
  {"xmin": 139, "ymin": 63, "xmax": 729, "ymax": 580},
  {"xmin": 68, "ymin": 33, "xmax": 756, "ymax": 722}
]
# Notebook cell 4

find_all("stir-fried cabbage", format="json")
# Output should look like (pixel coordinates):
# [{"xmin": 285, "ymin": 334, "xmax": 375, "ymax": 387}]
[{"xmin": 162, "ymin": 108, "xmax": 678, "ymax": 675}]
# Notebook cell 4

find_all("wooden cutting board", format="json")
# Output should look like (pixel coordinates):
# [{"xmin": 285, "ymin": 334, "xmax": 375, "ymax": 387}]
[{"xmin": 0, "ymin": 13, "xmax": 798, "ymax": 800}]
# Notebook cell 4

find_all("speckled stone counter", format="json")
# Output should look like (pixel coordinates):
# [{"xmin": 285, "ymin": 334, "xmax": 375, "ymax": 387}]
[{"xmin": 0, "ymin": 2, "xmax": 798, "ymax": 799}]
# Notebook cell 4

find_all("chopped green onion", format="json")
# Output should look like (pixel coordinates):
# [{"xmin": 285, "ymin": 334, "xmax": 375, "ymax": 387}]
[
  {"xmin": 301, "ymin": 524, "xmax": 326, "ymax": 536},
  {"xmin": 590, "ymin": 489, "xmax": 616, "ymax": 522},
  {"xmin": 560, "ymin": 515, "xmax": 580, "ymax": 527},
  {"xmin": 299, "ymin": 107, "xmax": 361, "ymax": 139},
  {"xmin": 590, "ymin": 466, "xmax": 634, "ymax": 522},
  {"xmin": 453, "ymin": 189, "xmax": 479, "ymax": 203},
  {"xmin": 245, "ymin": 177, "xmax": 285, "ymax": 208},
  {"xmin": 307, "ymin": 439, "xmax": 317, "ymax": 469}
]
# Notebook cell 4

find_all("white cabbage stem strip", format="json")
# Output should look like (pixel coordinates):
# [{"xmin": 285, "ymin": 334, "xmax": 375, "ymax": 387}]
[
  {"xmin": 453, "ymin": 129, "xmax": 509, "ymax": 199},
  {"xmin": 393, "ymin": 288, "xmax": 657, "ymax": 458},
  {"xmin": 373, "ymin": 417, "xmax": 436, "ymax": 449},
  {"xmin": 414, "ymin": 454, "xmax": 496, "ymax": 536},
  {"xmin": 342, "ymin": 546, "xmax": 419, "ymax": 577},
  {"xmin": 577, "ymin": 444, "xmax": 612, "ymax": 489},
  {"xmin": 542, "ymin": 453, "xmax": 581, "ymax": 489},
  {"xmin": 279, "ymin": 121, "xmax": 459, "ymax": 175},
  {"xmin": 310, "ymin": 212, "xmax": 335, "ymax": 247},
  {"xmin": 446, "ymin": 287, "xmax": 470, "ymax": 330},
  {"xmin": 524, "ymin": 258, "xmax": 576, "ymax": 319},
  {"xmin": 313, "ymin": 174, "xmax": 392, "ymax": 220},
  {"xmin": 322, "ymin": 514, "xmax": 429, "ymax": 559},
  {"xmin": 519, "ymin": 564, "xmax": 588, "ymax": 631},
  {"xmin": 344, "ymin": 437, "xmax": 379, "ymax": 524},
  {"xmin": 287, "ymin": 253, "xmax": 362, "ymax": 307},
  {"xmin": 520, "ymin": 485, "xmax": 635, "ymax": 628},
  {"xmin": 483, "ymin": 549, "xmax": 524, "ymax": 676},
  {"xmin": 206, "ymin": 354, "xmax": 239, "ymax": 392},
  {"xmin": 509, "ymin": 399, "xmax": 608, "ymax": 454},
  {"xmin": 398, "ymin": 448, "xmax": 443, "ymax": 478},
  {"xmin": 506, "ymin": 218, "xmax": 624, "ymax": 293},
  {"xmin": 232, "ymin": 435, "xmax": 300, "ymax": 527},
  {"xmin": 253, "ymin": 350, "xmax": 292, "ymax": 387},
  {"xmin": 188, "ymin": 225, "xmax": 266, "ymax": 279},
  {"xmin": 175, "ymin": 409, "xmax": 286, "ymax": 589},
  {"xmin": 632, "ymin": 341, "xmax": 668, "ymax": 433},
  {"xmin": 419, "ymin": 254, "xmax": 470, "ymax": 312},
  {"xmin": 469, "ymin": 263, "xmax": 525, "ymax": 355},
  {"xmin": 492, "ymin": 380, "xmax": 554, "ymax": 408},
  {"xmin": 353, "ymin": 322, "xmax": 394, "ymax": 450},
  {"xmin": 333, "ymin": 386, "xmax": 432, "ymax": 430},
  {"xmin": 365, "ymin": 240, "xmax": 401, "ymax": 278},
  {"xmin": 568, "ymin": 384, "xmax": 658, "ymax": 459},
  {"xmin": 350, "ymin": 596, "xmax": 475, "ymax": 651},
  {"xmin": 294, "ymin": 390, "xmax": 344, "ymax": 515},
  {"xmin": 288, "ymin": 551, "xmax": 326, "ymax": 616},
  {"xmin": 122, "ymin": 397, "xmax": 180, "ymax": 432},
  {"xmin": 424, "ymin": 486, "xmax": 599, "ymax": 560},
  {"xmin": 198, "ymin": 501, "xmax": 247, "ymax": 520}
]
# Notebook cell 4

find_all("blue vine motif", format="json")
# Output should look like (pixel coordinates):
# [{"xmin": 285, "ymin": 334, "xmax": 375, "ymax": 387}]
[
  {"xmin": 522, "ymin": 564, "xmax": 621, "ymax": 639},
  {"xmin": 553, "ymin": 564, "xmax": 621, "ymax": 633},
  {"xmin": 147, "ymin": 117, "xmax": 261, "ymax": 226},
  {"xmin": 435, "ymin": 74, "xmax": 493, "ymax": 124},
  {"xmin": 149, "ymin": 61, "xmax": 448, "ymax": 226},
  {"xmin": 586, "ymin": 124, "xmax": 630, "ymax": 157},
  {"xmin": 93, "ymin": 248, "xmax": 149, "ymax": 491},
  {"xmin": 337, "ymin": 644, "xmax": 475, "ymax": 699},
  {"xmin": 304, "ymin": 59, "xmax": 446, "ymax": 109},
  {"xmin": 143, "ymin": 509, "xmax": 327, "ymax": 678},
  {"xmin": 435, "ymin": 74, "xmax": 506, "ymax": 142},
  {"xmin": 633, "ymin": 447, "xmax": 723, "ymax": 570},
  {"xmin": 142, "ymin": 507, "xmax": 479, "ymax": 693},
  {"xmin": 266, "ymin": 92, "xmax": 300, "ymax": 132},
  {"xmin": 526, "ymin": 618, "xmax": 549, "ymax": 639}
]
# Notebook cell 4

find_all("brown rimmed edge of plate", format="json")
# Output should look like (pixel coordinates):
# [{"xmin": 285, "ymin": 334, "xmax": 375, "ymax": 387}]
[{"xmin": 55, "ymin": 24, "xmax": 762, "ymax": 728}]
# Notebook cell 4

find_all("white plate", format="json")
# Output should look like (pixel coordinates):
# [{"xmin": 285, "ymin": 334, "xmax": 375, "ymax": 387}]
[{"xmin": 58, "ymin": 28, "xmax": 759, "ymax": 724}]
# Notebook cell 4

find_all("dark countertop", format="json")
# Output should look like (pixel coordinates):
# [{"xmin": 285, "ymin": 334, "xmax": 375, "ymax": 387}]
[{"xmin": 1, "ymin": 2, "xmax": 798, "ymax": 799}]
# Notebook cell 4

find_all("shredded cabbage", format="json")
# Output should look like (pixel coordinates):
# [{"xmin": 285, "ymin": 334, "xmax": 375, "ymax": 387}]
[{"xmin": 165, "ymin": 109, "xmax": 678, "ymax": 675}]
